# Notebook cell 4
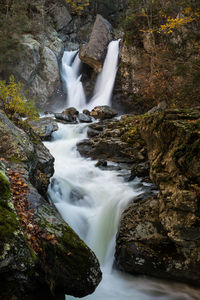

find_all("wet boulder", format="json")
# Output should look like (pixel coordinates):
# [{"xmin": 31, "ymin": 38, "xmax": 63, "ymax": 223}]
[
  {"xmin": 82, "ymin": 109, "xmax": 90, "ymax": 116},
  {"xmin": 115, "ymin": 195, "xmax": 174, "ymax": 280},
  {"xmin": 28, "ymin": 117, "xmax": 58, "ymax": 141},
  {"xmin": 55, "ymin": 113, "xmax": 77, "ymax": 123},
  {"xmin": 78, "ymin": 113, "xmax": 92, "ymax": 123},
  {"xmin": 87, "ymin": 127, "xmax": 101, "ymax": 138},
  {"xmin": 54, "ymin": 107, "xmax": 79, "ymax": 123},
  {"xmin": 79, "ymin": 14, "xmax": 113, "ymax": 72},
  {"xmin": 0, "ymin": 160, "xmax": 102, "ymax": 300},
  {"xmin": 62, "ymin": 107, "xmax": 79, "ymax": 117},
  {"xmin": 90, "ymin": 105, "xmax": 118, "ymax": 120},
  {"xmin": 0, "ymin": 162, "xmax": 38, "ymax": 300},
  {"xmin": 0, "ymin": 110, "xmax": 102, "ymax": 299}
]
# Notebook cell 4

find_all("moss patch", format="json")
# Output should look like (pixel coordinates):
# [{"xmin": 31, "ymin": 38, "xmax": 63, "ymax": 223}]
[
  {"xmin": 0, "ymin": 170, "xmax": 12, "ymax": 200},
  {"xmin": 0, "ymin": 203, "xmax": 19, "ymax": 251}
]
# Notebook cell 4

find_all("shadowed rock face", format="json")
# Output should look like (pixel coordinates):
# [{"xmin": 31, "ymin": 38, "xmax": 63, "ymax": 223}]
[
  {"xmin": 0, "ymin": 110, "xmax": 102, "ymax": 299},
  {"xmin": 115, "ymin": 108, "xmax": 200, "ymax": 285},
  {"xmin": 79, "ymin": 14, "xmax": 113, "ymax": 73}
]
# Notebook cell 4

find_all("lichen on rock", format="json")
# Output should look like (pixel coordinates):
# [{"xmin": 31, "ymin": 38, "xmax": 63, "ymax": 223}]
[{"xmin": 115, "ymin": 108, "xmax": 200, "ymax": 285}]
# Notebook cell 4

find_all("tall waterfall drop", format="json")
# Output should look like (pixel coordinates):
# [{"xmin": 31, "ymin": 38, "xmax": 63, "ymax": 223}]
[
  {"xmin": 87, "ymin": 39, "xmax": 120, "ymax": 110},
  {"xmin": 61, "ymin": 50, "xmax": 86, "ymax": 109},
  {"xmin": 61, "ymin": 39, "xmax": 120, "ymax": 110}
]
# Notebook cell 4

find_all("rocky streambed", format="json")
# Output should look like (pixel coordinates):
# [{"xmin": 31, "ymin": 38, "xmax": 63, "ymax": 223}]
[
  {"xmin": 0, "ymin": 105, "xmax": 200, "ymax": 299},
  {"xmin": 75, "ymin": 106, "xmax": 200, "ymax": 286}
]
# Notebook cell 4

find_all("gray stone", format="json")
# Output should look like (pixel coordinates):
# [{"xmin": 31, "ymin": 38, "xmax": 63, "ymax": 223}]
[
  {"xmin": 55, "ymin": 112, "xmax": 76, "ymax": 123},
  {"xmin": 90, "ymin": 105, "xmax": 118, "ymax": 120},
  {"xmin": 78, "ymin": 113, "xmax": 92, "ymax": 123},
  {"xmin": 16, "ymin": 35, "xmax": 40, "ymax": 83},
  {"xmin": 50, "ymin": 4, "xmax": 72, "ymax": 31},
  {"xmin": 28, "ymin": 117, "xmax": 58, "ymax": 140},
  {"xmin": 79, "ymin": 14, "xmax": 113, "ymax": 72}
]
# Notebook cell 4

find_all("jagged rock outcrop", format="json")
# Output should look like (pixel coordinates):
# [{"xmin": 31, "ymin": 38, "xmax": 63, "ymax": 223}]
[
  {"xmin": 113, "ymin": 42, "xmax": 153, "ymax": 113},
  {"xmin": 79, "ymin": 14, "xmax": 113, "ymax": 72},
  {"xmin": 0, "ymin": 110, "xmax": 54, "ymax": 197},
  {"xmin": 115, "ymin": 108, "xmax": 200, "ymax": 285},
  {"xmin": 28, "ymin": 117, "xmax": 58, "ymax": 141},
  {"xmin": 0, "ymin": 111, "xmax": 102, "ymax": 299},
  {"xmin": 77, "ymin": 115, "xmax": 147, "ymax": 166}
]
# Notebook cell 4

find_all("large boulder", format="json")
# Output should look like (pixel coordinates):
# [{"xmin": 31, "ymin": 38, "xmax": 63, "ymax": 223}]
[
  {"xmin": 0, "ymin": 161, "xmax": 38, "ymax": 299},
  {"xmin": 28, "ymin": 117, "xmax": 58, "ymax": 141},
  {"xmin": 14, "ymin": 33, "xmax": 64, "ymax": 109},
  {"xmin": 115, "ymin": 108, "xmax": 200, "ymax": 285},
  {"xmin": 90, "ymin": 105, "xmax": 118, "ymax": 120},
  {"xmin": 0, "ymin": 110, "xmax": 54, "ymax": 197},
  {"xmin": 115, "ymin": 195, "xmax": 172, "ymax": 278},
  {"xmin": 0, "ymin": 111, "xmax": 102, "ymax": 299},
  {"xmin": 50, "ymin": 3, "xmax": 72, "ymax": 31},
  {"xmin": 0, "ymin": 161, "xmax": 102, "ymax": 300},
  {"xmin": 79, "ymin": 14, "xmax": 113, "ymax": 72}
]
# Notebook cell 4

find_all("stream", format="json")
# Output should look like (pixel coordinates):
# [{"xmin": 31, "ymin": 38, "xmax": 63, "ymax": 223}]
[
  {"xmin": 44, "ymin": 41, "xmax": 200, "ymax": 300},
  {"xmin": 45, "ymin": 123, "xmax": 200, "ymax": 300}
]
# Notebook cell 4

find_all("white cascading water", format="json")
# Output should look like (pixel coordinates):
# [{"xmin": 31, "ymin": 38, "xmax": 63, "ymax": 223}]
[
  {"xmin": 86, "ymin": 39, "xmax": 120, "ymax": 110},
  {"xmin": 61, "ymin": 50, "xmax": 86, "ymax": 109},
  {"xmin": 61, "ymin": 39, "xmax": 120, "ymax": 111},
  {"xmin": 44, "ymin": 40, "xmax": 200, "ymax": 300},
  {"xmin": 45, "ymin": 124, "xmax": 200, "ymax": 300}
]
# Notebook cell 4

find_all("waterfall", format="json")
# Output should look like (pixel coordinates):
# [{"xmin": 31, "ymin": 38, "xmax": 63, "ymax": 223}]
[
  {"xmin": 61, "ymin": 51, "xmax": 86, "ymax": 109},
  {"xmin": 61, "ymin": 39, "xmax": 120, "ymax": 111},
  {"xmin": 44, "ymin": 124, "xmax": 199, "ymax": 300},
  {"xmin": 86, "ymin": 39, "xmax": 120, "ymax": 110},
  {"xmin": 44, "ymin": 39, "xmax": 200, "ymax": 300}
]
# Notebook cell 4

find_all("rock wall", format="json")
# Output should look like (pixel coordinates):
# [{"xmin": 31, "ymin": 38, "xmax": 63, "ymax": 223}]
[
  {"xmin": 9, "ymin": 0, "xmax": 128, "ymax": 111},
  {"xmin": 113, "ymin": 41, "xmax": 153, "ymax": 113},
  {"xmin": 115, "ymin": 108, "xmax": 200, "ymax": 285}
]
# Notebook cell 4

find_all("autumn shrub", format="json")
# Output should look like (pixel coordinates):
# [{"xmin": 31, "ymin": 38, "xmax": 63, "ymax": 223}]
[
  {"xmin": 120, "ymin": 0, "xmax": 200, "ymax": 108},
  {"xmin": 65, "ymin": 0, "xmax": 90, "ymax": 15},
  {"xmin": 0, "ymin": 75, "xmax": 39, "ymax": 120}
]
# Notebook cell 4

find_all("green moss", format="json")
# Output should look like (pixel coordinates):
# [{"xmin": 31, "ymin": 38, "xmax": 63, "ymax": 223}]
[
  {"xmin": 9, "ymin": 155, "xmax": 23, "ymax": 163},
  {"xmin": 0, "ymin": 203, "xmax": 19, "ymax": 250},
  {"xmin": 60, "ymin": 225, "xmax": 86, "ymax": 251},
  {"xmin": 0, "ymin": 170, "xmax": 12, "ymax": 200}
]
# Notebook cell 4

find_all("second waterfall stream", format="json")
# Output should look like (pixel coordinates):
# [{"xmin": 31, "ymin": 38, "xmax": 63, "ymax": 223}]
[{"xmin": 44, "ymin": 41, "xmax": 200, "ymax": 300}]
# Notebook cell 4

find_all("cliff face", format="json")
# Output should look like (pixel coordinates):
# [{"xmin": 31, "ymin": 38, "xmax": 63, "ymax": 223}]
[
  {"xmin": 115, "ymin": 108, "xmax": 200, "ymax": 285},
  {"xmin": 0, "ymin": 0, "xmax": 128, "ymax": 110},
  {"xmin": 113, "ymin": 0, "xmax": 200, "ymax": 113}
]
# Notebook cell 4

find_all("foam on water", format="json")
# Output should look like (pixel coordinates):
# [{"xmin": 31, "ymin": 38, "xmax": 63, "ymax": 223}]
[{"xmin": 45, "ymin": 123, "xmax": 200, "ymax": 300}]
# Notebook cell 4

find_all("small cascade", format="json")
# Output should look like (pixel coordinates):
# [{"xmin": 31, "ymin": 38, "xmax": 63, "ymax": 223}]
[
  {"xmin": 61, "ymin": 51, "xmax": 86, "ymax": 110},
  {"xmin": 44, "ymin": 124, "xmax": 200, "ymax": 300},
  {"xmin": 86, "ymin": 39, "xmax": 120, "ymax": 110}
]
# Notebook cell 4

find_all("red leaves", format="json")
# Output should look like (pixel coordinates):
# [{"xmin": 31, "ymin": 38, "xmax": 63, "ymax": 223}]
[{"xmin": 7, "ymin": 167, "xmax": 57, "ymax": 253}]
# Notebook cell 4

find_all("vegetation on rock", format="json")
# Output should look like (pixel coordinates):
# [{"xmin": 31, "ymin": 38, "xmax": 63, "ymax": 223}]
[
  {"xmin": 0, "ymin": 75, "xmax": 38, "ymax": 121},
  {"xmin": 118, "ymin": 0, "xmax": 200, "ymax": 110},
  {"xmin": 66, "ymin": 0, "xmax": 90, "ymax": 15}
]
